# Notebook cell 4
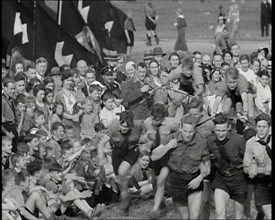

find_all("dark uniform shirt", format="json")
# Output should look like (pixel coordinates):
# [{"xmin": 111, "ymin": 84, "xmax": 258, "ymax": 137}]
[
  {"xmin": 207, "ymin": 132, "xmax": 246, "ymax": 176},
  {"xmin": 168, "ymin": 133, "xmax": 210, "ymax": 174}
]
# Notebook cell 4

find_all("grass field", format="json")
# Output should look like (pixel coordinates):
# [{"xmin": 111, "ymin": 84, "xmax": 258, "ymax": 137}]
[
  {"xmin": 45, "ymin": 0, "xmax": 271, "ymax": 62},
  {"xmin": 112, "ymin": 0, "xmax": 264, "ymax": 41}
]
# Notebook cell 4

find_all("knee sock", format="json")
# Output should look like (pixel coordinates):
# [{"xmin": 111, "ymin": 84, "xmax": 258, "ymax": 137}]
[{"xmin": 146, "ymin": 34, "xmax": 151, "ymax": 41}]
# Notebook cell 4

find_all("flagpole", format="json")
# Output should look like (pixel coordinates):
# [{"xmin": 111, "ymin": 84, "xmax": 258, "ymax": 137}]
[
  {"xmin": 57, "ymin": 0, "xmax": 62, "ymax": 25},
  {"xmin": 57, "ymin": 0, "xmax": 62, "ymax": 39},
  {"xmin": 33, "ymin": 0, "xmax": 37, "ymax": 61}
]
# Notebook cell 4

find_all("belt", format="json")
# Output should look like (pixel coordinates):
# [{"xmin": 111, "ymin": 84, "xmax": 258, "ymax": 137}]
[{"xmin": 2, "ymin": 121, "xmax": 16, "ymax": 125}]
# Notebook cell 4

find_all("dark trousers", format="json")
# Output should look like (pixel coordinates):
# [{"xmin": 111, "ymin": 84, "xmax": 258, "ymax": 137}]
[
  {"xmin": 2, "ymin": 122, "xmax": 18, "ymax": 152},
  {"xmin": 261, "ymin": 19, "xmax": 269, "ymax": 36}
]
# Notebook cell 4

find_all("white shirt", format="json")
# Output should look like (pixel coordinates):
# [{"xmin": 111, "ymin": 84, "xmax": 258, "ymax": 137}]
[
  {"xmin": 36, "ymin": 72, "xmax": 44, "ymax": 82},
  {"xmin": 112, "ymin": 104, "xmax": 125, "ymax": 119},
  {"xmin": 99, "ymin": 107, "xmax": 117, "ymax": 128},
  {"xmin": 238, "ymin": 68, "xmax": 257, "ymax": 86},
  {"xmin": 255, "ymin": 81, "xmax": 271, "ymax": 113}
]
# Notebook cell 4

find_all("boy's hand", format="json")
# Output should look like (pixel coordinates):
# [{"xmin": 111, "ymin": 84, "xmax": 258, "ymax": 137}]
[
  {"xmin": 81, "ymin": 190, "xmax": 93, "ymax": 198},
  {"xmin": 71, "ymin": 114, "xmax": 79, "ymax": 122},
  {"xmin": 167, "ymin": 139, "xmax": 177, "ymax": 149},
  {"xmin": 188, "ymin": 175, "xmax": 203, "ymax": 189},
  {"xmin": 141, "ymin": 85, "xmax": 150, "ymax": 93}
]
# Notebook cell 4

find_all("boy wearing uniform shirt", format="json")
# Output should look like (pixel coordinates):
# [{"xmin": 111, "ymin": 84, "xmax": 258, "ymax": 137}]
[
  {"xmin": 151, "ymin": 114, "xmax": 210, "ymax": 219},
  {"xmin": 208, "ymin": 113, "xmax": 247, "ymax": 219},
  {"xmin": 97, "ymin": 111, "xmax": 144, "ymax": 215},
  {"xmin": 212, "ymin": 66, "xmax": 248, "ymax": 121},
  {"xmin": 243, "ymin": 114, "xmax": 271, "ymax": 219},
  {"xmin": 2, "ymin": 79, "xmax": 18, "ymax": 152}
]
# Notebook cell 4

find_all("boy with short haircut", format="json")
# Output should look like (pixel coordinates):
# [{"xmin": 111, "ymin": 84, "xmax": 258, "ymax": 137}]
[
  {"xmin": 212, "ymin": 66, "xmax": 249, "ymax": 120},
  {"xmin": 65, "ymin": 124, "xmax": 77, "ymax": 140},
  {"xmin": 25, "ymin": 159, "xmax": 56, "ymax": 219},
  {"xmin": 238, "ymin": 54, "xmax": 257, "ymax": 117},
  {"xmin": 99, "ymin": 93, "xmax": 117, "ymax": 128},
  {"xmin": 10, "ymin": 153, "xmax": 28, "ymax": 173},
  {"xmin": 208, "ymin": 113, "xmax": 247, "ymax": 219},
  {"xmin": 112, "ymin": 89, "xmax": 125, "ymax": 119},
  {"xmin": 29, "ymin": 109, "xmax": 50, "ymax": 137},
  {"xmin": 36, "ymin": 130, "xmax": 49, "ymax": 160},
  {"xmin": 243, "ymin": 113, "xmax": 271, "ymax": 219},
  {"xmin": 153, "ymin": 114, "xmax": 210, "ymax": 220},
  {"xmin": 25, "ymin": 62, "xmax": 36, "ymax": 81},
  {"xmin": 89, "ymin": 85, "xmax": 103, "ymax": 117},
  {"xmin": 35, "ymin": 57, "xmax": 48, "ymax": 83},
  {"xmin": 128, "ymin": 150, "xmax": 154, "ymax": 198},
  {"xmin": 14, "ymin": 94, "xmax": 26, "ymax": 135},
  {"xmin": 81, "ymin": 68, "xmax": 105, "ymax": 97},
  {"xmin": 21, "ymin": 96, "xmax": 36, "ymax": 136},
  {"xmin": 2, "ymin": 136, "xmax": 13, "ymax": 170},
  {"xmin": 255, "ymin": 70, "xmax": 271, "ymax": 115},
  {"xmin": 80, "ymin": 96, "xmax": 99, "ymax": 140},
  {"xmin": 17, "ymin": 142, "xmax": 31, "ymax": 163},
  {"xmin": 47, "ymin": 121, "xmax": 65, "ymax": 161},
  {"xmin": 2, "ymin": 79, "xmax": 19, "ymax": 152},
  {"xmin": 23, "ymin": 133, "xmax": 40, "ymax": 161},
  {"xmin": 2, "ymin": 168, "xmax": 23, "ymax": 219}
]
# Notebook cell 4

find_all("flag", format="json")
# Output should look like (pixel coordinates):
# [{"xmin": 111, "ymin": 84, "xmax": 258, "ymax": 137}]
[
  {"xmin": 34, "ymin": 1, "xmax": 101, "ymax": 70},
  {"xmin": 58, "ymin": 0, "xmax": 103, "ymax": 63},
  {"xmin": 77, "ymin": 0, "xmax": 128, "ymax": 54},
  {"xmin": 2, "ymin": 0, "xmax": 101, "ymax": 71},
  {"xmin": 2, "ymin": 0, "xmax": 33, "ymax": 60}
]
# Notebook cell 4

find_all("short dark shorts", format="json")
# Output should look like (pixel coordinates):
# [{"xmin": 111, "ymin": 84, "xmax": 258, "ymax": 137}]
[
  {"xmin": 212, "ymin": 170, "xmax": 248, "ymax": 204},
  {"xmin": 226, "ymin": 93, "xmax": 243, "ymax": 109},
  {"xmin": 112, "ymin": 147, "xmax": 139, "ymax": 175},
  {"xmin": 145, "ymin": 16, "xmax": 156, "ymax": 30},
  {"xmin": 126, "ymin": 31, "xmax": 134, "ymax": 46},
  {"xmin": 169, "ymin": 171, "xmax": 203, "ymax": 205},
  {"xmin": 149, "ymin": 151, "xmax": 170, "ymax": 176},
  {"xmin": 254, "ymin": 174, "xmax": 272, "ymax": 206}
]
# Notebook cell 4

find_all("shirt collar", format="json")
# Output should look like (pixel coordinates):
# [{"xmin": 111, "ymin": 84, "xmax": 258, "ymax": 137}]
[
  {"xmin": 178, "ymin": 15, "xmax": 184, "ymax": 18},
  {"xmin": 214, "ymin": 131, "xmax": 232, "ymax": 143},
  {"xmin": 3, "ymin": 92, "xmax": 11, "ymax": 100},
  {"xmin": 177, "ymin": 132, "xmax": 197, "ymax": 146},
  {"xmin": 36, "ymin": 73, "xmax": 43, "ymax": 81},
  {"xmin": 255, "ymin": 134, "xmax": 271, "ymax": 143}
]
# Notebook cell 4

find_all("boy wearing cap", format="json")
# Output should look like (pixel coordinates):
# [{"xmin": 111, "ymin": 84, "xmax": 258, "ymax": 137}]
[
  {"xmin": 100, "ymin": 66, "xmax": 120, "ymax": 95},
  {"xmin": 104, "ymin": 51, "xmax": 120, "ymax": 69},
  {"xmin": 47, "ymin": 66, "xmax": 62, "ymax": 93}
]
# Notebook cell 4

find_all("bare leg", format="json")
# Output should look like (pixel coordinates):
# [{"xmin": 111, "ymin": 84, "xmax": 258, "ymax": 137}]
[
  {"xmin": 152, "ymin": 167, "xmax": 169, "ymax": 212},
  {"xmin": 174, "ymin": 200, "xmax": 189, "ymax": 220},
  {"xmin": 262, "ymin": 204, "xmax": 272, "ymax": 219},
  {"xmin": 234, "ymin": 200, "xmax": 245, "ymax": 219},
  {"xmin": 117, "ymin": 161, "xmax": 132, "ymax": 209},
  {"xmin": 188, "ymin": 191, "xmax": 203, "ymax": 219},
  {"xmin": 221, "ymin": 98, "xmax": 232, "ymax": 114},
  {"xmin": 214, "ymin": 188, "xmax": 230, "ymax": 219}
]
